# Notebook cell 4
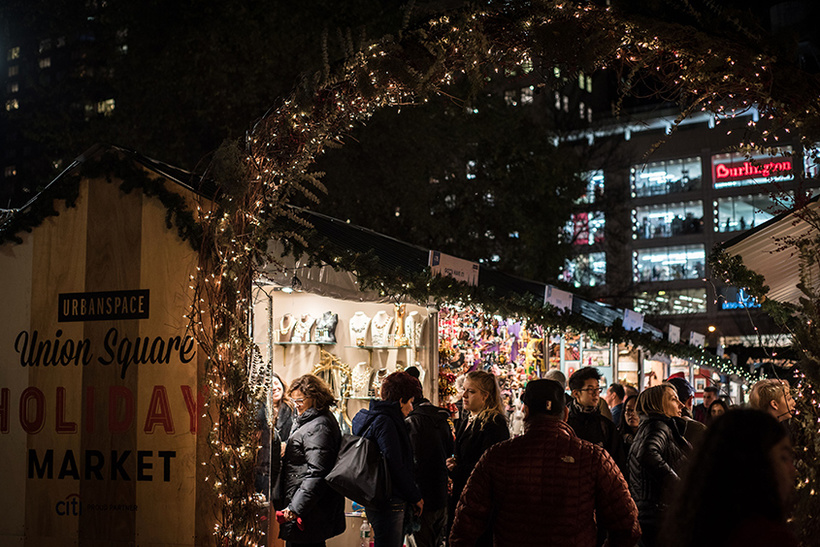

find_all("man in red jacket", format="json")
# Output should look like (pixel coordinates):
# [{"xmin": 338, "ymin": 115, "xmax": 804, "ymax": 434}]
[{"xmin": 449, "ymin": 379, "xmax": 641, "ymax": 547}]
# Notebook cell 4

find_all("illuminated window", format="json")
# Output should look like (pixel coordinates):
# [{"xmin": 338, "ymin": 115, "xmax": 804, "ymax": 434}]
[
  {"xmin": 7, "ymin": 46, "xmax": 20, "ymax": 61},
  {"xmin": 38, "ymin": 57, "xmax": 51, "ymax": 69},
  {"xmin": 714, "ymin": 194, "xmax": 786, "ymax": 233},
  {"xmin": 579, "ymin": 101, "xmax": 585, "ymax": 120},
  {"xmin": 39, "ymin": 39, "xmax": 52, "ymax": 53},
  {"xmin": 553, "ymin": 67, "xmax": 561, "ymax": 79},
  {"xmin": 521, "ymin": 58, "xmax": 533, "ymax": 74},
  {"xmin": 466, "ymin": 160, "xmax": 477, "ymax": 180},
  {"xmin": 504, "ymin": 89, "xmax": 518, "ymax": 107},
  {"xmin": 7, "ymin": 82, "xmax": 18, "ymax": 94},
  {"xmin": 578, "ymin": 73, "xmax": 585, "ymax": 89},
  {"xmin": 805, "ymin": 144, "xmax": 819, "ymax": 179},
  {"xmin": 96, "ymin": 98, "xmax": 115, "ymax": 116},
  {"xmin": 633, "ymin": 289, "xmax": 707, "ymax": 315},
  {"xmin": 562, "ymin": 253, "xmax": 606, "ymax": 288},
  {"xmin": 554, "ymin": 91, "xmax": 561, "ymax": 110},
  {"xmin": 575, "ymin": 170, "xmax": 604, "ymax": 204},
  {"xmin": 631, "ymin": 157, "xmax": 702, "ymax": 198},
  {"xmin": 562, "ymin": 95, "xmax": 569, "ymax": 112},
  {"xmin": 8, "ymin": 65, "xmax": 18, "ymax": 77},
  {"xmin": 5, "ymin": 99, "xmax": 19, "ymax": 111},
  {"xmin": 4, "ymin": 166, "xmax": 17, "ymax": 177},
  {"xmin": 521, "ymin": 86, "xmax": 534, "ymax": 104},
  {"xmin": 564, "ymin": 211, "xmax": 605, "ymax": 245},
  {"xmin": 633, "ymin": 201, "xmax": 703, "ymax": 239},
  {"xmin": 633, "ymin": 245, "xmax": 705, "ymax": 283}
]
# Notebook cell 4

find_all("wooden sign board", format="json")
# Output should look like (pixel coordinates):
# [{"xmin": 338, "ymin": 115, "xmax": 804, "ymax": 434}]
[{"xmin": 0, "ymin": 157, "xmax": 216, "ymax": 545}]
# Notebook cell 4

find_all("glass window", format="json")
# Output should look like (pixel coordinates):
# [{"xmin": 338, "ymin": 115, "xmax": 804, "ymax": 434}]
[
  {"xmin": 38, "ymin": 57, "xmax": 51, "ymax": 69},
  {"xmin": 7, "ymin": 82, "xmax": 18, "ymax": 94},
  {"xmin": 7, "ymin": 46, "xmax": 20, "ymax": 61},
  {"xmin": 8, "ymin": 65, "xmax": 18, "ymax": 77},
  {"xmin": 633, "ymin": 201, "xmax": 703, "ymax": 239},
  {"xmin": 805, "ymin": 145, "xmax": 819, "ymax": 179},
  {"xmin": 576, "ymin": 170, "xmax": 604, "ymax": 204},
  {"xmin": 633, "ymin": 288, "xmax": 707, "ymax": 315},
  {"xmin": 714, "ymin": 194, "xmax": 788, "ymax": 232},
  {"xmin": 504, "ymin": 89, "xmax": 518, "ymax": 106},
  {"xmin": 96, "ymin": 98, "xmax": 115, "ymax": 116},
  {"xmin": 5, "ymin": 99, "xmax": 19, "ymax": 111},
  {"xmin": 562, "ymin": 252, "xmax": 606, "ymax": 288},
  {"xmin": 4, "ymin": 165, "xmax": 17, "ymax": 177},
  {"xmin": 633, "ymin": 245, "xmax": 705, "ymax": 282},
  {"xmin": 39, "ymin": 39, "xmax": 52, "ymax": 53},
  {"xmin": 711, "ymin": 148, "xmax": 793, "ymax": 189},
  {"xmin": 564, "ymin": 211, "xmax": 605, "ymax": 246},
  {"xmin": 631, "ymin": 157, "xmax": 702, "ymax": 197},
  {"xmin": 521, "ymin": 86, "xmax": 534, "ymax": 104}
]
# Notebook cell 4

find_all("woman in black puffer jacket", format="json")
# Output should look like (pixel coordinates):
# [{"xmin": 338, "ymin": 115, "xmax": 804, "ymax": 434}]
[
  {"xmin": 275, "ymin": 374, "xmax": 345, "ymax": 547},
  {"xmin": 628, "ymin": 382, "xmax": 691, "ymax": 547}
]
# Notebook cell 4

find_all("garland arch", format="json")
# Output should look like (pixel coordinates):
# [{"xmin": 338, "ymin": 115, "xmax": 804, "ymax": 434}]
[{"xmin": 193, "ymin": 2, "xmax": 820, "ymax": 544}]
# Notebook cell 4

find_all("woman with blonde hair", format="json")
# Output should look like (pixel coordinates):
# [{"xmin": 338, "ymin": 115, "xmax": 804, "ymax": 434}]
[
  {"xmin": 628, "ymin": 382, "xmax": 691, "ymax": 547},
  {"xmin": 274, "ymin": 374, "xmax": 345, "ymax": 546},
  {"xmin": 446, "ymin": 370, "xmax": 509, "ymax": 547}
]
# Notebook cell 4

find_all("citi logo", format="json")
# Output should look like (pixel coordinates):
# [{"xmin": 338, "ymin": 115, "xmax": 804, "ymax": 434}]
[{"xmin": 56, "ymin": 493, "xmax": 81, "ymax": 516}]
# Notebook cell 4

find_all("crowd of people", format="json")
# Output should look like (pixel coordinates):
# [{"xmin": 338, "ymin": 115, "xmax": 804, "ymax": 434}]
[{"xmin": 255, "ymin": 367, "xmax": 799, "ymax": 547}]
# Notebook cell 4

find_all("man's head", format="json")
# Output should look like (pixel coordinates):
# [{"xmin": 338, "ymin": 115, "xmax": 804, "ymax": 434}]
[
  {"xmin": 666, "ymin": 377, "xmax": 695, "ymax": 410},
  {"xmin": 544, "ymin": 369, "xmax": 567, "ymax": 390},
  {"xmin": 749, "ymin": 379, "xmax": 794, "ymax": 422},
  {"xmin": 522, "ymin": 379, "xmax": 567, "ymax": 421},
  {"xmin": 605, "ymin": 383, "xmax": 625, "ymax": 408},
  {"xmin": 702, "ymin": 386, "xmax": 719, "ymax": 408},
  {"xmin": 568, "ymin": 367, "xmax": 603, "ymax": 408}
]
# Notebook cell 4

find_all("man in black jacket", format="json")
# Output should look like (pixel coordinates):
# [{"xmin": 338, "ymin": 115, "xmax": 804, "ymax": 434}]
[
  {"xmin": 567, "ymin": 367, "xmax": 626, "ymax": 472},
  {"xmin": 405, "ymin": 368, "xmax": 455, "ymax": 547}
]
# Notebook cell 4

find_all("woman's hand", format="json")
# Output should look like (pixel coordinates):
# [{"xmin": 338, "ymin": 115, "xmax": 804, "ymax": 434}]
[
  {"xmin": 282, "ymin": 508, "xmax": 297, "ymax": 522},
  {"xmin": 445, "ymin": 456, "xmax": 457, "ymax": 471}
]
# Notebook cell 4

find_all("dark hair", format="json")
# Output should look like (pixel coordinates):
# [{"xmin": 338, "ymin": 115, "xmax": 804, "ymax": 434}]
[
  {"xmin": 568, "ymin": 367, "xmax": 602, "ymax": 392},
  {"xmin": 381, "ymin": 371, "xmax": 422, "ymax": 403},
  {"xmin": 288, "ymin": 374, "xmax": 337, "ymax": 411},
  {"xmin": 271, "ymin": 372, "xmax": 292, "ymax": 410},
  {"xmin": 706, "ymin": 398, "xmax": 731, "ymax": 426},
  {"xmin": 666, "ymin": 377, "xmax": 694, "ymax": 403},
  {"xmin": 617, "ymin": 395, "xmax": 639, "ymax": 433},
  {"xmin": 661, "ymin": 409, "xmax": 789, "ymax": 547},
  {"xmin": 703, "ymin": 385, "xmax": 719, "ymax": 395},
  {"xmin": 608, "ymin": 383, "xmax": 625, "ymax": 400}
]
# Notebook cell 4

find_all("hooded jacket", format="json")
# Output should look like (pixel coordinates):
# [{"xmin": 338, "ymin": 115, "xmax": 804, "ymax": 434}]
[
  {"xmin": 352, "ymin": 399, "xmax": 422, "ymax": 506},
  {"xmin": 406, "ymin": 399, "xmax": 455, "ymax": 510}
]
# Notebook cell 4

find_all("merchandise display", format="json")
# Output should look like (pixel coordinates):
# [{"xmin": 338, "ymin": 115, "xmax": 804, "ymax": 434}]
[
  {"xmin": 351, "ymin": 362, "xmax": 372, "ymax": 398},
  {"xmin": 393, "ymin": 303, "xmax": 408, "ymax": 346},
  {"xmin": 370, "ymin": 310, "xmax": 393, "ymax": 347},
  {"xmin": 291, "ymin": 313, "xmax": 315, "ymax": 343},
  {"xmin": 314, "ymin": 311, "xmax": 339, "ymax": 344},
  {"xmin": 405, "ymin": 311, "xmax": 422, "ymax": 348},
  {"xmin": 349, "ymin": 312, "xmax": 371, "ymax": 347},
  {"xmin": 278, "ymin": 313, "xmax": 295, "ymax": 343}
]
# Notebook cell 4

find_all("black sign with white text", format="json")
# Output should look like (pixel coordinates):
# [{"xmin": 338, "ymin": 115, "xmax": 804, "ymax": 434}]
[{"xmin": 58, "ymin": 290, "xmax": 150, "ymax": 322}]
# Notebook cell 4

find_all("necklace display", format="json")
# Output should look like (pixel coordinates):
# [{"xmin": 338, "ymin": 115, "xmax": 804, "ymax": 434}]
[
  {"xmin": 314, "ymin": 311, "xmax": 338, "ymax": 344},
  {"xmin": 370, "ymin": 311, "xmax": 393, "ymax": 347},
  {"xmin": 349, "ymin": 312, "xmax": 371, "ymax": 347},
  {"xmin": 278, "ymin": 313, "xmax": 294, "ymax": 342},
  {"xmin": 352, "ymin": 362, "xmax": 371, "ymax": 397},
  {"xmin": 404, "ymin": 312, "xmax": 422, "ymax": 347},
  {"xmin": 291, "ymin": 314, "xmax": 315, "ymax": 343},
  {"xmin": 371, "ymin": 368, "xmax": 388, "ymax": 396}
]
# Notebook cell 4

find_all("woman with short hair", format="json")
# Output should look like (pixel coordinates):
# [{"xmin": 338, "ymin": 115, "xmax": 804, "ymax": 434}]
[
  {"xmin": 628, "ymin": 382, "xmax": 691, "ymax": 547},
  {"xmin": 275, "ymin": 374, "xmax": 345, "ymax": 547},
  {"xmin": 352, "ymin": 371, "xmax": 424, "ymax": 547}
]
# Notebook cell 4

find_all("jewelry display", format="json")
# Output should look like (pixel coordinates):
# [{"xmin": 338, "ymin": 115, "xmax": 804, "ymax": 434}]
[
  {"xmin": 405, "ymin": 312, "xmax": 422, "ymax": 348},
  {"xmin": 351, "ymin": 362, "xmax": 372, "ymax": 397},
  {"xmin": 349, "ymin": 312, "xmax": 371, "ymax": 347},
  {"xmin": 370, "ymin": 368, "xmax": 388, "ymax": 397},
  {"xmin": 291, "ymin": 313, "xmax": 315, "ymax": 343},
  {"xmin": 314, "ymin": 311, "xmax": 338, "ymax": 344},
  {"xmin": 370, "ymin": 310, "xmax": 393, "ymax": 347},
  {"xmin": 394, "ymin": 303, "xmax": 408, "ymax": 346},
  {"xmin": 278, "ymin": 313, "xmax": 295, "ymax": 343}
]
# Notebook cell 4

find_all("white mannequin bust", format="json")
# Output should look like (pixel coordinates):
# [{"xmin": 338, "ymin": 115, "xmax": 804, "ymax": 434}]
[
  {"xmin": 370, "ymin": 310, "xmax": 393, "ymax": 347},
  {"xmin": 349, "ymin": 312, "xmax": 371, "ymax": 347}
]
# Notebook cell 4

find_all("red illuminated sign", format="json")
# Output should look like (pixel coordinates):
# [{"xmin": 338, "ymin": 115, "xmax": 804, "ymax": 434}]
[{"xmin": 714, "ymin": 159, "xmax": 792, "ymax": 181}]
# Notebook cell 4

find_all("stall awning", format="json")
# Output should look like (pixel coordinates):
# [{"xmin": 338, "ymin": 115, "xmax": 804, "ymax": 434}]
[{"xmin": 721, "ymin": 196, "xmax": 820, "ymax": 305}]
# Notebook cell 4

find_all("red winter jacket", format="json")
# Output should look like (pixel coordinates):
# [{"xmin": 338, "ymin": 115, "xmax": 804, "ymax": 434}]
[{"xmin": 450, "ymin": 418, "xmax": 641, "ymax": 547}]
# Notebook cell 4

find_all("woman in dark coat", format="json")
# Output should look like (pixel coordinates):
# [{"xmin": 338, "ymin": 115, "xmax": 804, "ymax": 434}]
[
  {"xmin": 352, "ymin": 371, "xmax": 424, "ymax": 547},
  {"xmin": 446, "ymin": 370, "xmax": 510, "ymax": 547},
  {"xmin": 275, "ymin": 374, "xmax": 345, "ymax": 547},
  {"xmin": 628, "ymin": 382, "xmax": 691, "ymax": 547}
]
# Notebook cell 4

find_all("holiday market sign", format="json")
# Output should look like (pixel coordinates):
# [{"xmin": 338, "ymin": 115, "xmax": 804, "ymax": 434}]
[{"xmin": 0, "ymin": 156, "xmax": 213, "ymax": 545}]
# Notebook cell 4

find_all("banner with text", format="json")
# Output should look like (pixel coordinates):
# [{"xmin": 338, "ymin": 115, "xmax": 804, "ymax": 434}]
[{"xmin": 429, "ymin": 251, "xmax": 479, "ymax": 286}]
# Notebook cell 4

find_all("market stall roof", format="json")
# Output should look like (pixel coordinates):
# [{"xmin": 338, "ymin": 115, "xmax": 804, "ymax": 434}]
[{"xmin": 720, "ymin": 195, "xmax": 820, "ymax": 306}]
